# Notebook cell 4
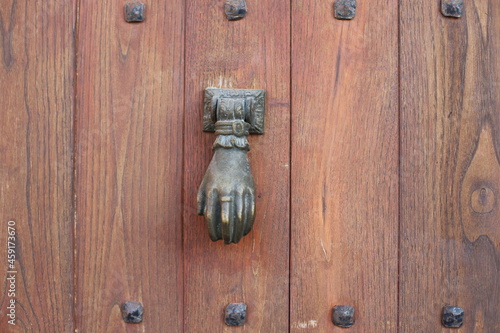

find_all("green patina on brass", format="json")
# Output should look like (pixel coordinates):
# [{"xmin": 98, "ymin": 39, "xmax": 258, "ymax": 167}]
[{"xmin": 198, "ymin": 88, "xmax": 265, "ymax": 244}]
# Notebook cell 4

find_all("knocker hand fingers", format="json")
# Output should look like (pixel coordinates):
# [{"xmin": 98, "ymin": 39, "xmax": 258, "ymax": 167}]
[
  {"xmin": 205, "ymin": 189, "xmax": 221, "ymax": 241},
  {"xmin": 220, "ymin": 195, "xmax": 237, "ymax": 244},
  {"xmin": 197, "ymin": 187, "xmax": 206, "ymax": 216},
  {"xmin": 243, "ymin": 188, "xmax": 255, "ymax": 236},
  {"xmin": 234, "ymin": 191, "xmax": 245, "ymax": 243},
  {"xmin": 199, "ymin": 186, "xmax": 255, "ymax": 244}
]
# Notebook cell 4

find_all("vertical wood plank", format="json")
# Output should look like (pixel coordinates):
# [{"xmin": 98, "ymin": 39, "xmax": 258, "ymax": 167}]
[
  {"xmin": 290, "ymin": 0, "xmax": 399, "ymax": 331},
  {"xmin": 75, "ymin": 0, "xmax": 184, "ymax": 331},
  {"xmin": 400, "ymin": 0, "xmax": 500, "ymax": 331},
  {"xmin": 0, "ymin": 0, "xmax": 75, "ymax": 331},
  {"xmin": 183, "ymin": 1, "xmax": 291, "ymax": 331}
]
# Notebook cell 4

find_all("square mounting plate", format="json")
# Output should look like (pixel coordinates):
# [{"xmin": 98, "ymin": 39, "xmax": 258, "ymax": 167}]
[{"xmin": 203, "ymin": 88, "xmax": 266, "ymax": 134}]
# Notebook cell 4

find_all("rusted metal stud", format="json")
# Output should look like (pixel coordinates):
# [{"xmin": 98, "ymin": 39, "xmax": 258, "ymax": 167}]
[
  {"xmin": 334, "ymin": 0, "xmax": 356, "ymax": 20},
  {"xmin": 333, "ymin": 305, "xmax": 355, "ymax": 328},
  {"xmin": 224, "ymin": 0, "xmax": 247, "ymax": 21},
  {"xmin": 441, "ymin": 0, "xmax": 463, "ymax": 18},
  {"xmin": 124, "ymin": 0, "xmax": 146, "ymax": 22},
  {"xmin": 121, "ymin": 301, "xmax": 144, "ymax": 323},
  {"xmin": 442, "ymin": 306, "xmax": 464, "ymax": 328},
  {"xmin": 225, "ymin": 303, "xmax": 247, "ymax": 326}
]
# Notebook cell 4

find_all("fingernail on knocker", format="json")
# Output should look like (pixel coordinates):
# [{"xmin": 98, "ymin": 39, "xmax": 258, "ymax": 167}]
[{"xmin": 197, "ymin": 88, "xmax": 265, "ymax": 244}]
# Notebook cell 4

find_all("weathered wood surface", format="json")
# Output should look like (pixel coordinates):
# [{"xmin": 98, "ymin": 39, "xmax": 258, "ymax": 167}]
[
  {"xmin": 290, "ymin": 0, "xmax": 400, "ymax": 331},
  {"xmin": 74, "ymin": 0, "xmax": 185, "ymax": 331},
  {"xmin": 183, "ymin": 0, "xmax": 291, "ymax": 331},
  {"xmin": 1, "ymin": 0, "xmax": 499, "ymax": 331},
  {"xmin": 0, "ymin": 0, "xmax": 75, "ymax": 331},
  {"xmin": 399, "ymin": 0, "xmax": 500, "ymax": 331}
]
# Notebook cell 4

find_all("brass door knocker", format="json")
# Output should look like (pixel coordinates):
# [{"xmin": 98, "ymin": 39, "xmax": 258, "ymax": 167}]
[{"xmin": 197, "ymin": 88, "xmax": 265, "ymax": 244}]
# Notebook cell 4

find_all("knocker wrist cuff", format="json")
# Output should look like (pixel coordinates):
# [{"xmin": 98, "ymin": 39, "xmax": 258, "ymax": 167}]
[
  {"xmin": 215, "ymin": 120, "xmax": 250, "ymax": 137},
  {"xmin": 212, "ymin": 120, "xmax": 250, "ymax": 150}
]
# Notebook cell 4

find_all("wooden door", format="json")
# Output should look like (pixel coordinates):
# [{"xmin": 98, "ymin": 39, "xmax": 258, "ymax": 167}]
[{"xmin": 0, "ymin": 0, "xmax": 498, "ymax": 332}]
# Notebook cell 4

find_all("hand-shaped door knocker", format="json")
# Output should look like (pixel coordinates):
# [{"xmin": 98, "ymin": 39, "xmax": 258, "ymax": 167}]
[{"xmin": 198, "ymin": 88, "xmax": 265, "ymax": 244}]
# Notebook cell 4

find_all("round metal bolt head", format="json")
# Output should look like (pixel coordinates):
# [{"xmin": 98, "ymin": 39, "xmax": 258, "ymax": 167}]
[
  {"xmin": 225, "ymin": 303, "xmax": 247, "ymax": 326},
  {"xmin": 442, "ymin": 306, "xmax": 464, "ymax": 328},
  {"xmin": 124, "ymin": 1, "xmax": 145, "ymax": 22},
  {"xmin": 121, "ymin": 301, "xmax": 144, "ymax": 323},
  {"xmin": 333, "ymin": 305, "xmax": 355, "ymax": 328}
]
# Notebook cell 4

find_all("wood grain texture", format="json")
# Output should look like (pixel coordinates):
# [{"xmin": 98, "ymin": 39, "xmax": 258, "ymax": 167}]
[
  {"xmin": 290, "ymin": 0, "xmax": 399, "ymax": 331},
  {"xmin": 183, "ymin": 0, "xmax": 290, "ymax": 331},
  {"xmin": 0, "ymin": 0, "xmax": 75, "ymax": 331},
  {"xmin": 75, "ymin": 0, "xmax": 184, "ymax": 331},
  {"xmin": 399, "ymin": 0, "xmax": 500, "ymax": 331}
]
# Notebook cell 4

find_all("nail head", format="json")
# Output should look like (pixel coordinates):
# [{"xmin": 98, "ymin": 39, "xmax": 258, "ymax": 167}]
[
  {"xmin": 334, "ymin": 0, "xmax": 356, "ymax": 20},
  {"xmin": 333, "ymin": 305, "xmax": 355, "ymax": 328},
  {"xmin": 121, "ymin": 301, "xmax": 144, "ymax": 324},
  {"xmin": 442, "ymin": 306, "xmax": 464, "ymax": 328},
  {"xmin": 441, "ymin": 0, "xmax": 463, "ymax": 18},
  {"xmin": 225, "ymin": 303, "xmax": 247, "ymax": 326},
  {"xmin": 124, "ymin": 1, "xmax": 146, "ymax": 22},
  {"xmin": 224, "ymin": 0, "xmax": 248, "ymax": 21}
]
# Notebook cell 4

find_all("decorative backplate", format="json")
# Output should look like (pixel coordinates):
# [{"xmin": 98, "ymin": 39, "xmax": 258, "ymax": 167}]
[{"xmin": 203, "ymin": 88, "xmax": 265, "ymax": 134}]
